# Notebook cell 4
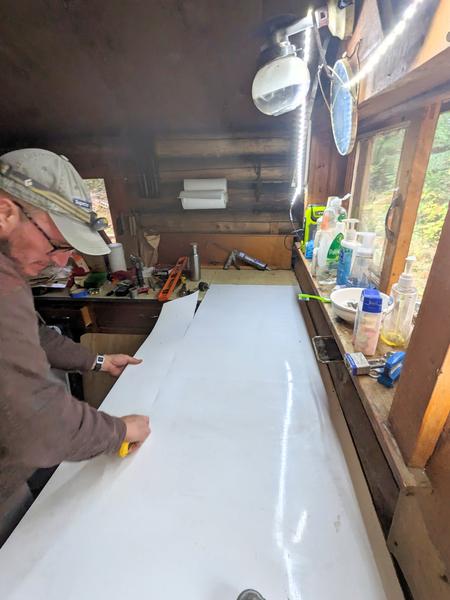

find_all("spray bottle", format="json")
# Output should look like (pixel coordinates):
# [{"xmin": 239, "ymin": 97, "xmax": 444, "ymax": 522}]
[
  {"xmin": 316, "ymin": 204, "xmax": 339, "ymax": 287},
  {"xmin": 336, "ymin": 219, "xmax": 360, "ymax": 286},
  {"xmin": 348, "ymin": 232, "xmax": 376, "ymax": 288},
  {"xmin": 312, "ymin": 196, "xmax": 346, "ymax": 281},
  {"xmin": 310, "ymin": 215, "xmax": 323, "ymax": 276},
  {"xmin": 381, "ymin": 256, "xmax": 417, "ymax": 347}
]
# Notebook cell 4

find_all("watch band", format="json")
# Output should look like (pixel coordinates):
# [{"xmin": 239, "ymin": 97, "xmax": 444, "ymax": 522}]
[{"xmin": 93, "ymin": 354, "xmax": 105, "ymax": 372}]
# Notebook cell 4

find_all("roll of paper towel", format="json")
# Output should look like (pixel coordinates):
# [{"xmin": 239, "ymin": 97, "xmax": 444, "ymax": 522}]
[
  {"xmin": 184, "ymin": 178, "xmax": 227, "ymax": 192},
  {"xmin": 108, "ymin": 243, "xmax": 127, "ymax": 272}
]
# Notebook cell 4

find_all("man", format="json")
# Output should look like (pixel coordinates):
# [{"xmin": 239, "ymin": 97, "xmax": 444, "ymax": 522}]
[{"xmin": 0, "ymin": 148, "xmax": 151, "ymax": 545}]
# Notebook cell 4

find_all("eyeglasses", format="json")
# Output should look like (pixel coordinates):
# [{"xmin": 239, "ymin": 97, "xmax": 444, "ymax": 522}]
[{"xmin": 16, "ymin": 203, "xmax": 74, "ymax": 256}]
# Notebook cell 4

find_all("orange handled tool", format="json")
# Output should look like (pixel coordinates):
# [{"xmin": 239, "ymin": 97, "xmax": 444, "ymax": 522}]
[{"xmin": 158, "ymin": 256, "xmax": 187, "ymax": 302}]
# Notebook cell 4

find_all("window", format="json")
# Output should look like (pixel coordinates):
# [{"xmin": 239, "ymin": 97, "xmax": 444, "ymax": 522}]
[
  {"xmin": 352, "ymin": 127, "xmax": 406, "ymax": 277},
  {"xmin": 409, "ymin": 111, "xmax": 450, "ymax": 297},
  {"xmin": 84, "ymin": 178, "xmax": 115, "ymax": 242}
]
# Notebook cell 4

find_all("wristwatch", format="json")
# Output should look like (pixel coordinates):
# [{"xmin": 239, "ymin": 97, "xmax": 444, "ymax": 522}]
[{"xmin": 93, "ymin": 354, "xmax": 105, "ymax": 372}]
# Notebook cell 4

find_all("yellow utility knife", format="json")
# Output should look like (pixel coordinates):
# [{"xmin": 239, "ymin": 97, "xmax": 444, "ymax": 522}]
[{"xmin": 118, "ymin": 442, "xmax": 130, "ymax": 458}]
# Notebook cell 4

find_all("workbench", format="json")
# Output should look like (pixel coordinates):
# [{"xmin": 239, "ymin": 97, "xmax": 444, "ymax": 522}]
[
  {"xmin": 34, "ymin": 268, "xmax": 297, "ymax": 338},
  {"xmin": 0, "ymin": 284, "xmax": 403, "ymax": 599}
]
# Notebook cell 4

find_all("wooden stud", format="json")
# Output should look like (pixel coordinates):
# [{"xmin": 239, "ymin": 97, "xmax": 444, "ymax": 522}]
[
  {"xmin": 389, "ymin": 203, "xmax": 450, "ymax": 467},
  {"xmin": 409, "ymin": 347, "xmax": 450, "ymax": 468},
  {"xmin": 379, "ymin": 102, "xmax": 441, "ymax": 292}
]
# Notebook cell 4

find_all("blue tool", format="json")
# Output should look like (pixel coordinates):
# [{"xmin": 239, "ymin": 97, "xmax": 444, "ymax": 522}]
[
  {"xmin": 377, "ymin": 351, "xmax": 406, "ymax": 388},
  {"xmin": 70, "ymin": 289, "xmax": 89, "ymax": 298}
]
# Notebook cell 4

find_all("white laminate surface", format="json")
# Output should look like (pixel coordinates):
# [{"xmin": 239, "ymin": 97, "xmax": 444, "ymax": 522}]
[{"xmin": 0, "ymin": 286, "xmax": 403, "ymax": 599}]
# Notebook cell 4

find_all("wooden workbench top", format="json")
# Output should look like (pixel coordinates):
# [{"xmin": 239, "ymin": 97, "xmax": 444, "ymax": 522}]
[{"xmin": 34, "ymin": 268, "xmax": 298, "ymax": 302}]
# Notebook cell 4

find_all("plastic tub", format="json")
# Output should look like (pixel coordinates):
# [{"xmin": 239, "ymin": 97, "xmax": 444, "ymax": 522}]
[{"xmin": 330, "ymin": 287, "xmax": 392, "ymax": 324}]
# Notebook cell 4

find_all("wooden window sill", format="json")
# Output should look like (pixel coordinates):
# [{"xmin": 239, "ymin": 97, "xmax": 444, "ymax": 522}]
[{"xmin": 294, "ymin": 247, "xmax": 430, "ymax": 493}]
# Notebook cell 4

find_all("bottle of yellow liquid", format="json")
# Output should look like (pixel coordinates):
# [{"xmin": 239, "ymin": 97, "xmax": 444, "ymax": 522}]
[{"xmin": 381, "ymin": 256, "xmax": 417, "ymax": 347}]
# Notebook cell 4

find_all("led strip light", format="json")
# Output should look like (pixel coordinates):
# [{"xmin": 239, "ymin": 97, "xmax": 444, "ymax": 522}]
[
  {"xmin": 345, "ymin": 0, "xmax": 427, "ymax": 89},
  {"xmin": 291, "ymin": 9, "xmax": 313, "ymax": 210}
]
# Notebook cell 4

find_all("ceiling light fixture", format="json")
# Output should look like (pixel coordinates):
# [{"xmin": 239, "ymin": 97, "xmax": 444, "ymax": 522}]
[{"xmin": 252, "ymin": 13, "xmax": 315, "ymax": 117}]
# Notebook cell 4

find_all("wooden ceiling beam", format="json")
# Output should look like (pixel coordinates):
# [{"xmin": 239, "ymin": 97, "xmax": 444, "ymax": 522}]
[
  {"xmin": 359, "ymin": 47, "xmax": 450, "ymax": 123},
  {"xmin": 155, "ymin": 136, "xmax": 292, "ymax": 159}
]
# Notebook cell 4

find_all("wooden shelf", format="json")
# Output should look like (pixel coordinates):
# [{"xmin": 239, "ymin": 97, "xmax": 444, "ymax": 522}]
[{"xmin": 295, "ymin": 248, "xmax": 430, "ymax": 493}]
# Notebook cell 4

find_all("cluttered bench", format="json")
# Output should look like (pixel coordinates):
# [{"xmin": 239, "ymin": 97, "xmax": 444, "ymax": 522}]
[
  {"xmin": 294, "ymin": 248, "xmax": 430, "ymax": 531},
  {"xmin": 34, "ymin": 268, "xmax": 296, "ymax": 337},
  {"xmin": 34, "ymin": 265, "xmax": 298, "ymax": 407}
]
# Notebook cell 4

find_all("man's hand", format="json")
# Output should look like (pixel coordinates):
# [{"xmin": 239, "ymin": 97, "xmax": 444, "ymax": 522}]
[
  {"xmin": 101, "ymin": 354, "xmax": 143, "ymax": 377},
  {"xmin": 121, "ymin": 415, "xmax": 151, "ymax": 454}
]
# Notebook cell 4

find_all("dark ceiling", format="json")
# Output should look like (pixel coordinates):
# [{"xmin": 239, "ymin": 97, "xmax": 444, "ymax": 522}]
[{"xmin": 0, "ymin": 0, "xmax": 316, "ymax": 141}]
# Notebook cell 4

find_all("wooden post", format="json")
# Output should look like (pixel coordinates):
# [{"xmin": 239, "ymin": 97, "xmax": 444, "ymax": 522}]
[
  {"xmin": 379, "ymin": 102, "xmax": 441, "ymax": 292},
  {"xmin": 389, "ymin": 203, "xmax": 450, "ymax": 468}
]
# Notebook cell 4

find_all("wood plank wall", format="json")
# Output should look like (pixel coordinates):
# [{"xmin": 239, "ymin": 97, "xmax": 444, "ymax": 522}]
[
  {"xmin": 99, "ymin": 132, "xmax": 296, "ymax": 267},
  {"xmin": 7, "ymin": 132, "xmax": 295, "ymax": 267},
  {"xmin": 307, "ymin": 100, "xmax": 348, "ymax": 204}
]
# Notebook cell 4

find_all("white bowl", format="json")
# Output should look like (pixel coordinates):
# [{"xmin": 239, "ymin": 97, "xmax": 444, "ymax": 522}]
[{"xmin": 330, "ymin": 287, "xmax": 392, "ymax": 324}]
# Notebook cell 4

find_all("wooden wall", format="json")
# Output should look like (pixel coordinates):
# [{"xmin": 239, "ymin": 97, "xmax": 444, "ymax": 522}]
[
  {"xmin": 307, "ymin": 99, "xmax": 349, "ymax": 204},
  {"xmin": 93, "ymin": 132, "xmax": 297, "ymax": 268}
]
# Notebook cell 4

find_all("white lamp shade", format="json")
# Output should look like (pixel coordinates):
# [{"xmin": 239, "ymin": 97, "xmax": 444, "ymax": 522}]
[{"xmin": 252, "ymin": 54, "xmax": 310, "ymax": 116}]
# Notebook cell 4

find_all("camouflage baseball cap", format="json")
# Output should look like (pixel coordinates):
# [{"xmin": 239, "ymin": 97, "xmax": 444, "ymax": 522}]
[{"xmin": 0, "ymin": 148, "xmax": 110, "ymax": 255}]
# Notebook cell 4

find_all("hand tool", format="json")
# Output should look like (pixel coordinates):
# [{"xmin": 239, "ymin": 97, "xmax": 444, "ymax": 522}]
[
  {"xmin": 377, "ymin": 351, "xmax": 405, "ymax": 387},
  {"xmin": 130, "ymin": 254, "xmax": 145, "ymax": 287},
  {"xmin": 178, "ymin": 275, "xmax": 188, "ymax": 297},
  {"xmin": 224, "ymin": 249, "xmax": 270, "ymax": 271},
  {"xmin": 70, "ymin": 289, "xmax": 89, "ymax": 298},
  {"xmin": 300, "ymin": 204, "xmax": 325, "ymax": 253},
  {"xmin": 118, "ymin": 442, "xmax": 130, "ymax": 457},
  {"xmin": 158, "ymin": 256, "xmax": 188, "ymax": 302},
  {"xmin": 118, "ymin": 441, "xmax": 144, "ymax": 457},
  {"xmin": 114, "ymin": 280, "xmax": 133, "ymax": 296}
]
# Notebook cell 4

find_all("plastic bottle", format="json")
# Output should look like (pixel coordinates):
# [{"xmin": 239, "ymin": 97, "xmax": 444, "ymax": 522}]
[
  {"xmin": 328, "ymin": 196, "xmax": 347, "ymax": 258},
  {"xmin": 380, "ymin": 256, "xmax": 417, "ymax": 347},
  {"xmin": 328, "ymin": 195, "xmax": 348, "ymax": 223},
  {"xmin": 310, "ymin": 216, "xmax": 322, "ymax": 276},
  {"xmin": 336, "ymin": 219, "xmax": 360, "ymax": 286},
  {"xmin": 313, "ymin": 197, "xmax": 347, "ymax": 282},
  {"xmin": 305, "ymin": 239, "xmax": 314, "ymax": 259},
  {"xmin": 353, "ymin": 288, "xmax": 383, "ymax": 356},
  {"xmin": 348, "ymin": 232, "xmax": 376, "ymax": 288},
  {"xmin": 189, "ymin": 242, "xmax": 201, "ymax": 281},
  {"xmin": 316, "ymin": 207, "xmax": 338, "ymax": 287}
]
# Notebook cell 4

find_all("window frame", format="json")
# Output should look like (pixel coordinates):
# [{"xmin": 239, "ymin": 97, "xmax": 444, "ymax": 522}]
[
  {"xmin": 348, "ymin": 97, "xmax": 449, "ymax": 293},
  {"xmin": 350, "ymin": 124, "xmax": 408, "ymax": 285}
]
